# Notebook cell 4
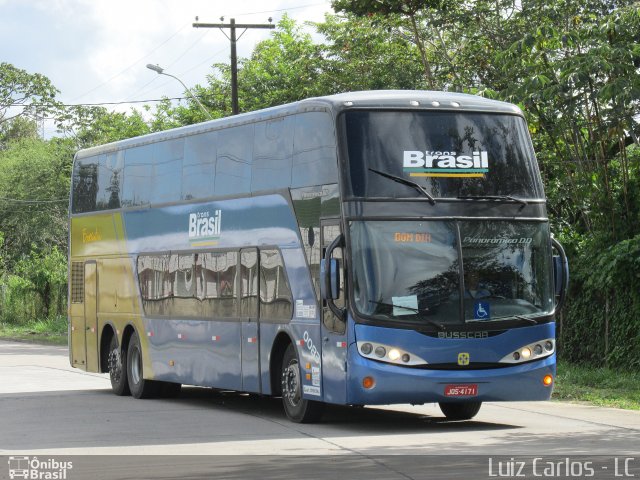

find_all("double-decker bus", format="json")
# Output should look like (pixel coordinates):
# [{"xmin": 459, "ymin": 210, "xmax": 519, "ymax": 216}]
[{"xmin": 69, "ymin": 90, "xmax": 568, "ymax": 423}]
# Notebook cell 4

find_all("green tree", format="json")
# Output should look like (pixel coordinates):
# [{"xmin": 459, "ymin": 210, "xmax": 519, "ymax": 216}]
[
  {"xmin": 56, "ymin": 105, "xmax": 152, "ymax": 149},
  {"xmin": 0, "ymin": 62, "xmax": 60, "ymax": 125}
]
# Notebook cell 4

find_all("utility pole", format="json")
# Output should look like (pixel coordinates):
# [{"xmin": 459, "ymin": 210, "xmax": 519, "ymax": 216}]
[{"xmin": 193, "ymin": 18, "xmax": 274, "ymax": 115}]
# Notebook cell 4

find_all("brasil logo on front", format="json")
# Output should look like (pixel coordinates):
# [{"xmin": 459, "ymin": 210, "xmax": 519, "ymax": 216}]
[
  {"xmin": 403, "ymin": 150, "xmax": 489, "ymax": 178},
  {"xmin": 188, "ymin": 210, "xmax": 222, "ymax": 246}
]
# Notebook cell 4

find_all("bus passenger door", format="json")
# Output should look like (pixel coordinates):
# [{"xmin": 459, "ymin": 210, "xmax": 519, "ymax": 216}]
[
  {"xmin": 320, "ymin": 222, "xmax": 348, "ymax": 404},
  {"xmin": 240, "ymin": 248, "xmax": 261, "ymax": 392},
  {"xmin": 84, "ymin": 262, "xmax": 99, "ymax": 372}
]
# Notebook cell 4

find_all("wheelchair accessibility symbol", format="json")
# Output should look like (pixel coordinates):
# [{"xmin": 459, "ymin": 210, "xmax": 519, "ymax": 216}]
[{"xmin": 474, "ymin": 301, "xmax": 490, "ymax": 320}]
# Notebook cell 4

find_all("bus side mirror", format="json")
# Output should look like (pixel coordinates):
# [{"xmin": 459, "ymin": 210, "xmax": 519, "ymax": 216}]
[
  {"xmin": 551, "ymin": 237, "xmax": 569, "ymax": 311},
  {"xmin": 320, "ymin": 258, "xmax": 340, "ymax": 300}
]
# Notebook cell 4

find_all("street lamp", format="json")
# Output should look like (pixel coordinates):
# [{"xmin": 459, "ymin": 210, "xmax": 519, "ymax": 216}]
[{"xmin": 146, "ymin": 64, "xmax": 212, "ymax": 120}]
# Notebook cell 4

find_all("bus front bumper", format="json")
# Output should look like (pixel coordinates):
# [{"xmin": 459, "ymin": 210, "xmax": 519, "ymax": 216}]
[{"xmin": 346, "ymin": 346, "xmax": 556, "ymax": 405}]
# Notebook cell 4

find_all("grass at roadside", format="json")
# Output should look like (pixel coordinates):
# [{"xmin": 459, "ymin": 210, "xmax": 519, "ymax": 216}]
[
  {"xmin": 553, "ymin": 360, "xmax": 640, "ymax": 410},
  {"xmin": 0, "ymin": 316, "xmax": 67, "ymax": 345}
]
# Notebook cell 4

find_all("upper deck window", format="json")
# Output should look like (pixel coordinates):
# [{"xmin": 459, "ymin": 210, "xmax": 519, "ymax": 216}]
[{"xmin": 343, "ymin": 110, "xmax": 543, "ymax": 200}]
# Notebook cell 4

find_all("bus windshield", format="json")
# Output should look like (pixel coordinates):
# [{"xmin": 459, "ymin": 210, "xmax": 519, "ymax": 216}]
[
  {"xmin": 343, "ymin": 110, "xmax": 543, "ymax": 199},
  {"xmin": 349, "ymin": 220, "xmax": 554, "ymax": 327}
]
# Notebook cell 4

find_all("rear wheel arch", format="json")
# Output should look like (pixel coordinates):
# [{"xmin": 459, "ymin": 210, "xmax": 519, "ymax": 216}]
[
  {"xmin": 99, "ymin": 324, "xmax": 116, "ymax": 373},
  {"xmin": 270, "ymin": 332, "xmax": 294, "ymax": 396}
]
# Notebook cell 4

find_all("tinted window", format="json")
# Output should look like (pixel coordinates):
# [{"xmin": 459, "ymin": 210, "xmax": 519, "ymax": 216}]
[
  {"xmin": 151, "ymin": 138, "xmax": 183, "ymax": 204},
  {"xmin": 252, "ymin": 117, "xmax": 294, "ymax": 191},
  {"xmin": 96, "ymin": 151, "xmax": 124, "ymax": 210},
  {"xmin": 72, "ymin": 157, "xmax": 98, "ymax": 213},
  {"xmin": 122, "ymin": 145, "xmax": 152, "ymax": 207},
  {"xmin": 216, "ymin": 124, "xmax": 253, "ymax": 196},
  {"xmin": 183, "ymin": 131, "xmax": 216, "ymax": 201},
  {"xmin": 138, "ymin": 251, "xmax": 238, "ymax": 318},
  {"xmin": 197, "ymin": 251, "xmax": 238, "ymax": 318},
  {"xmin": 292, "ymin": 112, "xmax": 337, "ymax": 187},
  {"xmin": 240, "ymin": 249, "xmax": 259, "ymax": 317},
  {"xmin": 259, "ymin": 249, "xmax": 292, "ymax": 321},
  {"xmin": 344, "ymin": 111, "xmax": 542, "ymax": 199}
]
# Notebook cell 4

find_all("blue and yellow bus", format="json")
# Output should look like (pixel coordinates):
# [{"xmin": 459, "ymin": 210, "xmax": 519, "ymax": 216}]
[{"xmin": 69, "ymin": 91, "xmax": 568, "ymax": 423}]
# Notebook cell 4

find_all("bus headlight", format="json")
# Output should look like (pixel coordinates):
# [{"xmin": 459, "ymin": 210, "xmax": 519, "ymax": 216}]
[
  {"xmin": 357, "ymin": 341, "xmax": 427, "ymax": 366},
  {"xmin": 500, "ymin": 339, "xmax": 555, "ymax": 364}
]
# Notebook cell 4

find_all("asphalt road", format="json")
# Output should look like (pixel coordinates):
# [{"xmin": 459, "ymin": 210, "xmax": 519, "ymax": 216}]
[{"xmin": 1, "ymin": 339, "xmax": 639, "ymax": 479}]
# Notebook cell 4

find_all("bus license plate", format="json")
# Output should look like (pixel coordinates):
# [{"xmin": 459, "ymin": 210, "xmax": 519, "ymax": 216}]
[{"xmin": 444, "ymin": 384, "xmax": 478, "ymax": 397}]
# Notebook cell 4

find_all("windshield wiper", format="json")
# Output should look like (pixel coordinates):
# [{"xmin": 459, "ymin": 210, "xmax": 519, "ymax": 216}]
[
  {"xmin": 457, "ymin": 195, "xmax": 528, "ymax": 207},
  {"xmin": 369, "ymin": 168, "xmax": 436, "ymax": 205},
  {"xmin": 369, "ymin": 300, "xmax": 446, "ymax": 331},
  {"xmin": 511, "ymin": 315, "xmax": 538, "ymax": 325}
]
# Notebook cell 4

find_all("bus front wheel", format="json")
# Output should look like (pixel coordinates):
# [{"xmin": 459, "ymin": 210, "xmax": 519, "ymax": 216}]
[
  {"xmin": 108, "ymin": 335, "xmax": 130, "ymax": 396},
  {"xmin": 439, "ymin": 401, "xmax": 482, "ymax": 420},
  {"xmin": 281, "ymin": 344, "xmax": 324, "ymax": 423},
  {"xmin": 127, "ymin": 331, "xmax": 160, "ymax": 399}
]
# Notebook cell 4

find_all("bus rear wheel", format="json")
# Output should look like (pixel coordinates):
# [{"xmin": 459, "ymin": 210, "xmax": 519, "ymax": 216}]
[
  {"xmin": 107, "ymin": 335, "xmax": 130, "ymax": 396},
  {"xmin": 439, "ymin": 401, "xmax": 482, "ymax": 420},
  {"xmin": 127, "ymin": 331, "xmax": 160, "ymax": 399},
  {"xmin": 281, "ymin": 344, "xmax": 324, "ymax": 423}
]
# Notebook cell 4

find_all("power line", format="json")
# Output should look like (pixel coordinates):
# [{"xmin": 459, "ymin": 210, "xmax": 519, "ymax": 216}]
[{"xmin": 1, "ymin": 97, "xmax": 189, "ymax": 109}]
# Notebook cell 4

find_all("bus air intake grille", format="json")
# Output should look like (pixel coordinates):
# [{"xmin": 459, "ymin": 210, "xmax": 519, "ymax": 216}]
[{"xmin": 71, "ymin": 262, "xmax": 84, "ymax": 303}]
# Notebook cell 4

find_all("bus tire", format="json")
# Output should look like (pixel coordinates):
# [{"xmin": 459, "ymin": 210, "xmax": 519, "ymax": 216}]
[
  {"xmin": 281, "ymin": 344, "xmax": 324, "ymax": 423},
  {"xmin": 439, "ymin": 401, "xmax": 482, "ymax": 420},
  {"xmin": 108, "ymin": 335, "xmax": 130, "ymax": 396},
  {"xmin": 127, "ymin": 331, "xmax": 160, "ymax": 399}
]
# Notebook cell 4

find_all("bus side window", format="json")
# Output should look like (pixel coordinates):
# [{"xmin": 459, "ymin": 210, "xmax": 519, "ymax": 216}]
[
  {"xmin": 322, "ymin": 224, "xmax": 346, "ymax": 334},
  {"xmin": 259, "ymin": 249, "xmax": 293, "ymax": 322}
]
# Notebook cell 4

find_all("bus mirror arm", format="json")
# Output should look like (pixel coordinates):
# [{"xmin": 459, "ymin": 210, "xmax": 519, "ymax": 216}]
[
  {"xmin": 321, "ymin": 234, "xmax": 345, "ymax": 319},
  {"xmin": 551, "ymin": 237, "xmax": 569, "ymax": 312}
]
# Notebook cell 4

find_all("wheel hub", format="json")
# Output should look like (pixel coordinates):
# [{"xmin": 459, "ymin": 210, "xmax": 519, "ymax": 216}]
[
  {"xmin": 108, "ymin": 348, "xmax": 122, "ymax": 383},
  {"xmin": 282, "ymin": 360, "xmax": 301, "ymax": 407}
]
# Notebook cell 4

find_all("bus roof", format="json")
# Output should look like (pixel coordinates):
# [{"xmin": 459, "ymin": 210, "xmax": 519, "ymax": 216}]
[{"xmin": 75, "ymin": 90, "xmax": 523, "ymax": 160}]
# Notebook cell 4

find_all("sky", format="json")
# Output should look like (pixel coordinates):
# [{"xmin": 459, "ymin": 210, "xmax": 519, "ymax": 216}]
[{"xmin": 0, "ymin": 0, "xmax": 335, "ymax": 136}]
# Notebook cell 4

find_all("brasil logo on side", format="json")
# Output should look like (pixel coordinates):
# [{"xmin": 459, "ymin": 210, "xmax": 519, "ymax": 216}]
[
  {"xmin": 188, "ymin": 210, "xmax": 222, "ymax": 246},
  {"xmin": 403, "ymin": 150, "xmax": 489, "ymax": 178}
]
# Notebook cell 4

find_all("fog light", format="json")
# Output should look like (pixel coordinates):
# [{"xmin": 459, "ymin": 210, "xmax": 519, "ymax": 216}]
[
  {"xmin": 545, "ymin": 341, "xmax": 553, "ymax": 352},
  {"xmin": 534, "ymin": 344, "xmax": 543, "ymax": 355},
  {"xmin": 360, "ymin": 343, "xmax": 373, "ymax": 355},
  {"xmin": 374, "ymin": 346, "xmax": 386, "ymax": 358},
  {"xmin": 388, "ymin": 349, "xmax": 401, "ymax": 361},
  {"xmin": 363, "ymin": 376, "xmax": 376, "ymax": 389},
  {"xmin": 521, "ymin": 347, "xmax": 532, "ymax": 359},
  {"xmin": 543, "ymin": 374, "xmax": 553, "ymax": 386}
]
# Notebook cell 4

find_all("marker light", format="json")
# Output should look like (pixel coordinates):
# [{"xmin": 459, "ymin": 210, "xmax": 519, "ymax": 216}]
[
  {"xmin": 451, "ymin": 101, "xmax": 461, "ymax": 107},
  {"xmin": 543, "ymin": 375, "xmax": 553, "ymax": 386},
  {"xmin": 357, "ymin": 341, "xmax": 427, "ymax": 366},
  {"xmin": 363, "ymin": 376, "xmax": 376, "ymax": 389},
  {"xmin": 409, "ymin": 100, "xmax": 420, "ymax": 106},
  {"xmin": 388, "ymin": 349, "xmax": 401, "ymax": 361},
  {"xmin": 431, "ymin": 101, "xmax": 441, "ymax": 107},
  {"xmin": 500, "ymin": 339, "xmax": 555, "ymax": 364}
]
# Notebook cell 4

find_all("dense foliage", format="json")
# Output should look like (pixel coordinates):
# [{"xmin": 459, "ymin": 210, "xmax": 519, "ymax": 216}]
[{"xmin": 0, "ymin": 2, "xmax": 638, "ymax": 368}]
